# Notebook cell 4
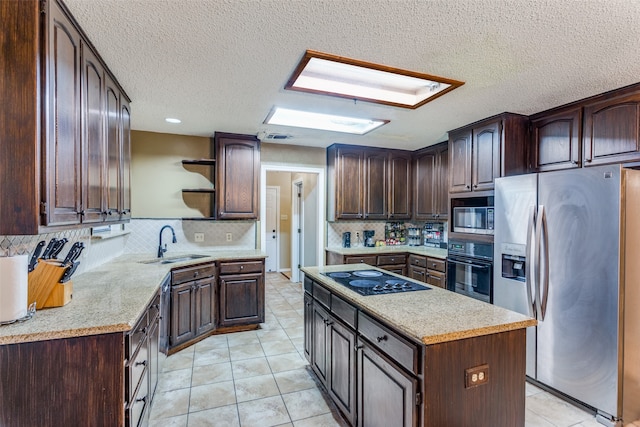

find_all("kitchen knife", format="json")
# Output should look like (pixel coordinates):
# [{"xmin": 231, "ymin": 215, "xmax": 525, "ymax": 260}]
[
  {"xmin": 62, "ymin": 242, "xmax": 84, "ymax": 266},
  {"xmin": 49, "ymin": 238, "xmax": 68, "ymax": 259},
  {"xmin": 60, "ymin": 261, "xmax": 79, "ymax": 283},
  {"xmin": 28, "ymin": 240, "xmax": 46, "ymax": 272},
  {"xmin": 41, "ymin": 238, "xmax": 58, "ymax": 259}
]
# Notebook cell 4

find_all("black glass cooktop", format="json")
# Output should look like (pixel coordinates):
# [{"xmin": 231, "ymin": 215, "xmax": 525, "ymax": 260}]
[{"xmin": 321, "ymin": 270, "xmax": 431, "ymax": 296}]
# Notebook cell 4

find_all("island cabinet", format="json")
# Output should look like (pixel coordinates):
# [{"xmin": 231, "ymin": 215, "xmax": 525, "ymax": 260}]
[
  {"xmin": 449, "ymin": 113, "xmax": 529, "ymax": 194},
  {"xmin": 0, "ymin": 0, "xmax": 131, "ymax": 234},
  {"xmin": 218, "ymin": 259, "xmax": 265, "ymax": 328},
  {"xmin": 413, "ymin": 142, "xmax": 448, "ymax": 220},
  {"xmin": 327, "ymin": 144, "xmax": 412, "ymax": 221},
  {"xmin": 168, "ymin": 263, "xmax": 217, "ymax": 352},
  {"xmin": 303, "ymin": 273, "xmax": 528, "ymax": 427},
  {"xmin": 215, "ymin": 132, "xmax": 261, "ymax": 219},
  {"xmin": 0, "ymin": 291, "xmax": 160, "ymax": 427}
]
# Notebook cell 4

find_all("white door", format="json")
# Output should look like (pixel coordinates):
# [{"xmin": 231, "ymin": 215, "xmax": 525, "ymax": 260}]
[{"xmin": 265, "ymin": 186, "xmax": 279, "ymax": 272}]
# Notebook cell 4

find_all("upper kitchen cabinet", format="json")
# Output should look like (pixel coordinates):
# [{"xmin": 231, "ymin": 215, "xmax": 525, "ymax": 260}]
[
  {"xmin": 0, "ymin": 0, "xmax": 131, "ymax": 234},
  {"xmin": 414, "ymin": 142, "xmax": 448, "ymax": 220},
  {"xmin": 530, "ymin": 106, "xmax": 582, "ymax": 172},
  {"xmin": 215, "ymin": 132, "xmax": 260, "ymax": 220},
  {"xmin": 449, "ymin": 113, "xmax": 528, "ymax": 194},
  {"xmin": 327, "ymin": 144, "xmax": 411, "ymax": 221},
  {"xmin": 583, "ymin": 86, "xmax": 640, "ymax": 166}
]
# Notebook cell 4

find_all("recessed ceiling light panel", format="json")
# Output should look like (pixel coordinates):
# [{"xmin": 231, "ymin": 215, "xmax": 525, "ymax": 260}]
[
  {"xmin": 264, "ymin": 107, "xmax": 388, "ymax": 135},
  {"xmin": 286, "ymin": 50, "xmax": 464, "ymax": 109},
  {"xmin": 165, "ymin": 117, "xmax": 182, "ymax": 124}
]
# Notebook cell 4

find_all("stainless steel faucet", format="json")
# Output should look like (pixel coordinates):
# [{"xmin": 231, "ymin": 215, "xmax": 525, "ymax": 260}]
[{"xmin": 158, "ymin": 225, "xmax": 177, "ymax": 258}]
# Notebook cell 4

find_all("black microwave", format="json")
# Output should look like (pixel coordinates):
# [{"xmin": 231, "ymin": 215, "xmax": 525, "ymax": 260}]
[{"xmin": 453, "ymin": 207, "xmax": 494, "ymax": 234}]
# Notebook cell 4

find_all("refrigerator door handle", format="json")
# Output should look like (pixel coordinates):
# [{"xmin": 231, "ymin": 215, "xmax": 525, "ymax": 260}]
[
  {"xmin": 538, "ymin": 205, "xmax": 550, "ymax": 320},
  {"xmin": 534, "ymin": 205, "xmax": 546, "ymax": 320},
  {"xmin": 525, "ymin": 205, "xmax": 537, "ymax": 318}
]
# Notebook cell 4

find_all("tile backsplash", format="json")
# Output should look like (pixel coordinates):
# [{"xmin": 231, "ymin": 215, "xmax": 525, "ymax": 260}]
[{"xmin": 327, "ymin": 220, "xmax": 448, "ymax": 248}]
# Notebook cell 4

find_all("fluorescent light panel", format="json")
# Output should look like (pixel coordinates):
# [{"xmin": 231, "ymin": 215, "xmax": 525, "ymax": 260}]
[
  {"xmin": 265, "ymin": 107, "xmax": 388, "ymax": 135},
  {"xmin": 286, "ymin": 50, "xmax": 464, "ymax": 109}
]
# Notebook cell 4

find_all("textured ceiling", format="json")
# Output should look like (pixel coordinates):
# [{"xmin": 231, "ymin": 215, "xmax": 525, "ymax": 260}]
[{"xmin": 63, "ymin": 0, "xmax": 640, "ymax": 150}]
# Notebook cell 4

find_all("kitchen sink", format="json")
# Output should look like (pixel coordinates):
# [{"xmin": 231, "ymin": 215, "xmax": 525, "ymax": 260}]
[{"xmin": 140, "ymin": 254, "xmax": 209, "ymax": 265}]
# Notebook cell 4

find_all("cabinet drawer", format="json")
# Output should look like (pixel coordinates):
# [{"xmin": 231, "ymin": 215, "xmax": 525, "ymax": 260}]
[
  {"xmin": 172, "ymin": 264, "xmax": 215, "ymax": 285},
  {"xmin": 218, "ymin": 260, "xmax": 264, "ymax": 275},
  {"xmin": 126, "ymin": 369, "xmax": 148, "ymax": 427},
  {"xmin": 408, "ymin": 254, "xmax": 427, "ymax": 268},
  {"xmin": 427, "ymin": 270, "xmax": 446, "ymax": 289},
  {"xmin": 427, "ymin": 258, "xmax": 446, "ymax": 273},
  {"xmin": 358, "ymin": 312, "xmax": 420, "ymax": 375},
  {"xmin": 344, "ymin": 255, "xmax": 376, "ymax": 265},
  {"xmin": 313, "ymin": 282, "xmax": 331, "ymax": 308},
  {"xmin": 331, "ymin": 294, "xmax": 357, "ymax": 329},
  {"xmin": 377, "ymin": 254, "xmax": 407, "ymax": 265},
  {"xmin": 127, "ymin": 336, "xmax": 148, "ymax": 401},
  {"xmin": 303, "ymin": 275, "xmax": 313, "ymax": 294},
  {"xmin": 127, "ymin": 312, "xmax": 148, "ymax": 360}
]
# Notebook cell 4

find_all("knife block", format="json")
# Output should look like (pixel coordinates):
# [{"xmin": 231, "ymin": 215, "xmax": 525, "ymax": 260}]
[{"xmin": 27, "ymin": 260, "xmax": 73, "ymax": 309}]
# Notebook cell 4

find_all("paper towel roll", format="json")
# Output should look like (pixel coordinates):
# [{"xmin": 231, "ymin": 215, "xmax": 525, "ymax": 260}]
[{"xmin": 0, "ymin": 255, "xmax": 28, "ymax": 322}]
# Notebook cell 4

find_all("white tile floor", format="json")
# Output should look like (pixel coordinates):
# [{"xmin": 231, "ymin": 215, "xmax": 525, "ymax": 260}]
[{"xmin": 149, "ymin": 272, "xmax": 611, "ymax": 427}]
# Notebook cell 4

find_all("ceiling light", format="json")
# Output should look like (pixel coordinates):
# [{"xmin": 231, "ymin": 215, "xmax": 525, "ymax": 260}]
[
  {"xmin": 264, "ymin": 107, "xmax": 388, "ymax": 135},
  {"xmin": 165, "ymin": 117, "xmax": 182, "ymax": 124},
  {"xmin": 285, "ymin": 50, "xmax": 464, "ymax": 109}
]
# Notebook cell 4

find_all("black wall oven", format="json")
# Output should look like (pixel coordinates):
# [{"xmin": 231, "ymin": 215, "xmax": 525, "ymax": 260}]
[{"xmin": 447, "ymin": 239, "xmax": 493, "ymax": 304}]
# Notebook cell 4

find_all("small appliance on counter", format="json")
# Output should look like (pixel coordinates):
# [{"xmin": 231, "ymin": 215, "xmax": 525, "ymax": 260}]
[
  {"xmin": 363, "ymin": 230, "xmax": 375, "ymax": 247},
  {"xmin": 423, "ymin": 222, "xmax": 445, "ymax": 248},
  {"xmin": 342, "ymin": 232, "xmax": 351, "ymax": 248},
  {"xmin": 407, "ymin": 228, "xmax": 421, "ymax": 246}
]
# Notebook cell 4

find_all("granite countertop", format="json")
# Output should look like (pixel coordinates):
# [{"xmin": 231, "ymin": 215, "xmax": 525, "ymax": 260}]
[
  {"xmin": 0, "ymin": 250, "xmax": 266, "ymax": 345},
  {"xmin": 325, "ymin": 245, "xmax": 448, "ymax": 259},
  {"xmin": 301, "ymin": 264, "xmax": 536, "ymax": 346}
]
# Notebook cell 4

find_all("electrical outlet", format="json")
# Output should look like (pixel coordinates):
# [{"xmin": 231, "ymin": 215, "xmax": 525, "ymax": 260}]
[
  {"xmin": 194, "ymin": 232, "xmax": 204, "ymax": 242},
  {"xmin": 226, "ymin": 232, "xmax": 232, "ymax": 242},
  {"xmin": 465, "ymin": 364, "xmax": 489, "ymax": 388}
]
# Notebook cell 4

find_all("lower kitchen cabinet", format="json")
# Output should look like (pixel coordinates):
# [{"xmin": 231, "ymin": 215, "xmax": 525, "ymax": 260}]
[
  {"xmin": 218, "ymin": 260, "xmax": 265, "ymax": 328},
  {"xmin": 408, "ymin": 254, "xmax": 446, "ymax": 288},
  {"xmin": 303, "ymin": 292, "xmax": 314, "ymax": 362},
  {"xmin": 357, "ymin": 339, "xmax": 419, "ymax": 427}
]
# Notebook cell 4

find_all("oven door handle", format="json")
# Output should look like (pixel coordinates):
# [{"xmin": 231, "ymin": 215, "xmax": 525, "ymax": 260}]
[{"xmin": 448, "ymin": 259, "xmax": 491, "ymax": 270}]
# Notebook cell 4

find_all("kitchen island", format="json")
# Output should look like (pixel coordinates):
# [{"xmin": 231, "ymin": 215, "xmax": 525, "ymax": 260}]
[
  {"xmin": 302, "ymin": 264, "xmax": 536, "ymax": 427},
  {"xmin": 0, "ymin": 250, "xmax": 265, "ymax": 427}
]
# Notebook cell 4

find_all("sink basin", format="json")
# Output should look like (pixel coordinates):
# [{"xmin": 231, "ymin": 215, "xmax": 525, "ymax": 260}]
[{"xmin": 140, "ymin": 254, "xmax": 209, "ymax": 265}]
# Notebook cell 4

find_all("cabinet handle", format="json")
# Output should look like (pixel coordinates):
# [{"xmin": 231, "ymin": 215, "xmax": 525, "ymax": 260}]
[
  {"xmin": 359, "ymin": 259, "xmax": 364, "ymax": 263},
  {"xmin": 432, "ymin": 263, "xmax": 437, "ymax": 268},
  {"xmin": 194, "ymin": 271, "xmax": 199, "ymax": 277},
  {"xmin": 466, "ymin": 185, "xmax": 470, "ymax": 189},
  {"xmin": 573, "ymin": 160, "xmax": 579, "ymax": 165},
  {"xmin": 325, "ymin": 320, "xmax": 334, "ymax": 326},
  {"xmin": 135, "ymin": 396, "xmax": 147, "ymax": 403},
  {"xmin": 77, "ymin": 210, "xmax": 85, "ymax": 216},
  {"xmin": 305, "ymin": 302, "xmax": 312, "ymax": 306},
  {"xmin": 586, "ymin": 158, "xmax": 593, "ymax": 163},
  {"xmin": 376, "ymin": 335, "xmax": 388, "ymax": 343},
  {"xmin": 140, "ymin": 327, "xmax": 147, "ymax": 334},
  {"xmin": 240, "ymin": 265, "xmax": 244, "ymax": 270},
  {"xmin": 473, "ymin": 184, "xmax": 478, "ymax": 189},
  {"xmin": 354, "ymin": 344, "xmax": 364, "ymax": 350},
  {"xmin": 135, "ymin": 360, "xmax": 147, "ymax": 367}
]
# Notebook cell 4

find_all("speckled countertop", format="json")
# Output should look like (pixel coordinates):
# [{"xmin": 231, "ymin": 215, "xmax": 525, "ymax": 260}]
[
  {"xmin": 301, "ymin": 264, "xmax": 536, "ymax": 346},
  {"xmin": 0, "ymin": 250, "xmax": 266, "ymax": 345},
  {"xmin": 325, "ymin": 245, "xmax": 448, "ymax": 259}
]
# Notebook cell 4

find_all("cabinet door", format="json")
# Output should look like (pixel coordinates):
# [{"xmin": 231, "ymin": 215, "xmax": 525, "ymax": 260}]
[
  {"xmin": 363, "ymin": 149, "xmax": 387, "ymax": 220},
  {"xmin": 328, "ymin": 319, "xmax": 356, "ymax": 425},
  {"xmin": 120, "ymin": 98, "xmax": 132, "ymax": 219},
  {"xmin": 216, "ymin": 133, "xmax": 260, "ymax": 219},
  {"xmin": 303, "ymin": 293, "xmax": 313, "ymax": 363},
  {"xmin": 472, "ymin": 121, "xmax": 501, "ymax": 191},
  {"xmin": 148, "ymin": 316, "xmax": 159, "ymax": 404},
  {"xmin": 388, "ymin": 152, "xmax": 412, "ymax": 219},
  {"xmin": 414, "ymin": 150, "xmax": 436, "ymax": 220},
  {"xmin": 435, "ymin": 145, "xmax": 449, "ymax": 218},
  {"xmin": 449, "ymin": 130, "xmax": 472, "ymax": 193},
  {"xmin": 80, "ymin": 42, "xmax": 105, "ymax": 224},
  {"xmin": 531, "ymin": 107, "xmax": 582, "ymax": 171},
  {"xmin": 335, "ymin": 147, "xmax": 364, "ymax": 219},
  {"xmin": 408, "ymin": 265, "xmax": 427, "ymax": 283},
  {"xmin": 170, "ymin": 283, "xmax": 196, "ymax": 347},
  {"xmin": 311, "ymin": 303, "xmax": 330, "ymax": 385},
  {"xmin": 44, "ymin": 1, "xmax": 82, "ymax": 226},
  {"xmin": 104, "ymin": 75, "xmax": 121, "ymax": 220},
  {"xmin": 195, "ymin": 277, "xmax": 216, "ymax": 336},
  {"xmin": 218, "ymin": 273, "xmax": 264, "ymax": 327},
  {"xmin": 583, "ymin": 91, "xmax": 640, "ymax": 166},
  {"xmin": 357, "ymin": 340, "xmax": 419, "ymax": 427}
]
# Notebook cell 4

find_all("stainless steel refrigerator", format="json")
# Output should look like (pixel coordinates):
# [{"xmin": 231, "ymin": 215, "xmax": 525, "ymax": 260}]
[{"xmin": 494, "ymin": 165, "xmax": 640, "ymax": 426}]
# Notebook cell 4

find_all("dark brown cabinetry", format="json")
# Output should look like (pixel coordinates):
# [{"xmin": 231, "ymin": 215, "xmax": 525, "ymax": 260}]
[
  {"xmin": 218, "ymin": 259, "xmax": 265, "ymax": 327},
  {"xmin": 530, "ymin": 107, "xmax": 582, "ymax": 171},
  {"xmin": 169, "ymin": 264, "xmax": 216, "ymax": 350},
  {"xmin": 414, "ymin": 142, "xmax": 448, "ymax": 220},
  {"xmin": 327, "ymin": 144, "xmax": 412, "ymax": 221},
  {"xmin": 215, "ymin": 132, "xmax": 261, "ymax": 219},
  {"xmin": 408, "ymin": 254, "xmax": 446, "ymax": 288},
  {"xmin": 449, "ymin": 113, "xmax": 528, "ymax": 194},
  {"xmin": 0, "ymin": 0, "xmax": 131, "ymax": 234}
]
